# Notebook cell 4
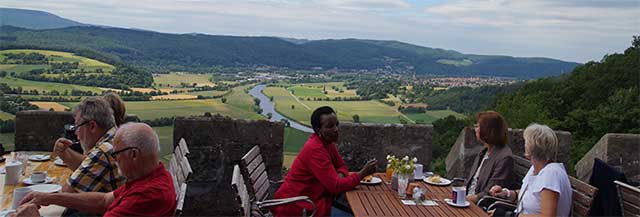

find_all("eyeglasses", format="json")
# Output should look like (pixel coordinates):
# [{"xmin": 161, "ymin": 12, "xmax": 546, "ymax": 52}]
[
  {"xmin": 111, "ymin": 147, "xmax": 140, "ymax": 158},
  {"xmin": 67, "ymin": 120, "xmax": 93, "ymax": 132}
]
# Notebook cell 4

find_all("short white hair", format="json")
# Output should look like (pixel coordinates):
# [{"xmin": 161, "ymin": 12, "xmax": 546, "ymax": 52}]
[
  {"xmin": 115, "ymin": 123, "xmax": 160, "ymax": 155},
  {"xmin": 523, "ymin": 123, "xmax": 558, "ymax": 162}
]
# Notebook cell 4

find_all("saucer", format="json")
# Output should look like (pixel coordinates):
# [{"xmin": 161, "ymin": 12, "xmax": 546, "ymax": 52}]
[
  {"xmin": 413, "ymin": 175, "xmax": 426, "ymax": 180},
  {"xmin": 444, "ymin": 198, "xmax": 470, "ymax": 208},
  {"xmin": 28, "ymin": 154, "xmax": 50, "ymax": 161},
  {"xmin": 424, "ymin": 177, "xmax": 452, "ymax": 186},
  {"xmin": 29, "ymin": 184, "xmax": 62, "ymax": 193},
  {"xmin": 23, "ymin": 177, "xmax": 54, "ymax": 185}
]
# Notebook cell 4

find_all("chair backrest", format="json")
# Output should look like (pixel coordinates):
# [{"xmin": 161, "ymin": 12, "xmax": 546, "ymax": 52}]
[
  {"xmin": 615, "ymin": 180, "xmax": 640, "ymax": 217},
  {"xmin": 175, "ymin": 182, "xmax": 187, "ymax": 217},
  {"xmin": 569, "ymin": 176, "xmax": 598, "ymax": 217},
  {"xmin": 179, "ymin": 138, "xmax": 190, "ymax": 156},
  {"xmin": 513, "ymin": 155, "xmax": 531, "ymax": 187},
  {"xmin": 240, "ymin": 145, "xmax": 270, "ymax": 202},
  {"xmin": 232, "ymin": 165, "xmax": 252, "ymax": 217}
]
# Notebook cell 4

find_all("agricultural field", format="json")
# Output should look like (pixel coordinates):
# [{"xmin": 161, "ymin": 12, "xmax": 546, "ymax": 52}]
[
  {"xmin": 0, "ymin": 111, "xmax": 14, "ymax": 120},
  {"xmin": 153, "ymin": 72, "xmax": 214, "ymax": 88},
  {"xmin": 263, "ymin": 86, "xmax": 464, "ymax": 125},
  {"xmin": 29, "ymin": 102, "xmax": 69, "ymax": 111},
  {"xmin": 280, "ymin": 82, "xmax": 358, "ymax": 99},
  {"xmin": 0, "ymin": 49, "xmax": 115, "ymax": 73},
  {"xmin": 185, "ymin": 90, "xmax": 228, "ymax": 97},
  {"xmin": 0, "ymin": 76, "xmax": 103, "ymax": 93}
]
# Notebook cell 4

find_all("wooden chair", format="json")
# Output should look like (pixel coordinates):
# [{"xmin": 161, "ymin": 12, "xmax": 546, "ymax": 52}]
[
  {"xmin": 232, "ymin": 165, "xmax": 316, "ymax": 217},
  {"xmin": 569, "ymin": 176, "xmax": 598, "ymax": 217},
  {"xmin": 240, "ymin": 145, "xmax": 283, "ymax": 202},
  {"xmin": 615, "ymin": 180, "xmax": 640, "ymax": 217},
  {"xmin": 513, "ymin": 155, "xmax": 531, "ymax": 187},
  {"xmin": 170, "ymin": 138, "xmax": 192, "ymax": 217}
]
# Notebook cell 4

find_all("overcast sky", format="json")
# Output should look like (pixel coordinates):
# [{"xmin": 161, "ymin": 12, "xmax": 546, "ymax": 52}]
[{"xmin": 2, "ymin": 0, "xmax": 638, "ymax": 63}]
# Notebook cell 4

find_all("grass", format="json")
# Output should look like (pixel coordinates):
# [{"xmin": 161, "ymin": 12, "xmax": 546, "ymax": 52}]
[
  {"xmin": 186, "ymin": 90, "xmax": 229, "ymax": 97},
  {"xmin": 0, "ymin": 49, "xmax": 114, "ymax": 73},
  {"xmin": 284, "ymin": 127, "xmax": 310, "ymax": 153},
  {"xmin": 0, "ymin": 111, "xmax": 14, "ymax": 120},
  {"xmin": 62, "ymin": 99, "xmax": 262, "ymax": 120},
  {"xmin": 0, "ymin": 76, "xmax": 103, "ymax": 93},
  {"xmin": 0, "ymin": 133, "xmax": 14, "ymax": 150},
  {"xmin": 153, "ymin": 126, "xmax": 174, "ymax": 165},
  {"xmin": 153, "ymin": 72, "xmax": 214, "ymax": 88},
  {"xmin": 284, "ymin": 82, "xmax": 358, "ymax": 99},
  {"xmin": 29, "ymin": 102, "xmax": 68, "ymax": 111},
  {"xmin": 404, "ymin": 110, "xmax": 467, "ymax": 124},
  {"xmin": 264, "ymin": 86, "xmax": 406, "ymax": 125}
]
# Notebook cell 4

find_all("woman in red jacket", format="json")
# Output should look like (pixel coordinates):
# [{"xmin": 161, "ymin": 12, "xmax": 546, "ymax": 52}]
[{"xmin": 272, "ymin": 106, "xmax": 377, "ymax": 216}]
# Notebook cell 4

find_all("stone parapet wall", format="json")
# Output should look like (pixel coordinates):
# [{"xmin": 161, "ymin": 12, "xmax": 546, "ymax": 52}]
[
  {"xmin": 15, "ymin": 111, "xmax": 74, "ymax": 151},
  {"xmin": 337, "ymin": 123, "xmax": 433, "ymax": 171},
  {"xmin": 445, "ymin": 127, "xmax": 571, "ymax": 179},
  {"xmin": 575, "ymin": 133, "xmax": 640, "ymax": 184},
  {"xmin": 173, "ymin": 116, "xmax": 284, "ymax": 216}
]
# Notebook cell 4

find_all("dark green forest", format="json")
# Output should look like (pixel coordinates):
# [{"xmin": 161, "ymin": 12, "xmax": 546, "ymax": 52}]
[{"xmin": 0, "ymin": 26, "xmax": 578, "ymax": 78}]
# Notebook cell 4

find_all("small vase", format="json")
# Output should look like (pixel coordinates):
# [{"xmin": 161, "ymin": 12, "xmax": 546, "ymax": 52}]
[{"xmin": 397, "ymin": 173, "xmax": 410, "ymax": 199}]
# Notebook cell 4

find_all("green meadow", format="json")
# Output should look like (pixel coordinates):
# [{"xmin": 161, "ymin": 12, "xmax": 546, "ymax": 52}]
[
  {"xmin": 0, "ymin": 76, "xmax": 103, "ymax": 93},
  {"xmin": 0, "ymin": 49, "xmax": 115, "ymax": 73}
]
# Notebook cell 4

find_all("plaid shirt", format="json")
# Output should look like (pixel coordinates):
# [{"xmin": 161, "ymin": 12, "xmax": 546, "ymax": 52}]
[{"xmin": 68, "ymin": 127, "xmax": 126, "ymax": 192}]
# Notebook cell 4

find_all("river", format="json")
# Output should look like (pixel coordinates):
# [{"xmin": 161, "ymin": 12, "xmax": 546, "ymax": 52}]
[{"xmin": 248, "ymin": 85, "xmax": 314, "ymax": 133}]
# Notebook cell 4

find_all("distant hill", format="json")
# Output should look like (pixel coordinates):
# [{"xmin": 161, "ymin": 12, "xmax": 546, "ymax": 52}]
[
  {"xmin": 0, "ymin": 8, "xmax": 580, "ymax": 78},
  {"xmin": 0, "ymin": 8, "xmax": 86, "ymax": 29}
]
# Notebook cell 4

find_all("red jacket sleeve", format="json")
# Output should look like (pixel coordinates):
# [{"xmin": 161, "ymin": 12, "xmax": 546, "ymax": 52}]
[
  {"xmin": 330, "ymin": 144, "xmax": 350, "ymax": 177},
  {"xmin": 308, "ymin": 145, "xmax": 360, "ymax": 195}
]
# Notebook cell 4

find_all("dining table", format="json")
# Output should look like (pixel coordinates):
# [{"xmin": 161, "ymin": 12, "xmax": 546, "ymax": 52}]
[
  {"xmin": 346, "ymin": 173, "xmax": 489, "ymax": 217},
  {"xmin": 0, "ymin": 152, "xmax": 69, "ymax": 216}
]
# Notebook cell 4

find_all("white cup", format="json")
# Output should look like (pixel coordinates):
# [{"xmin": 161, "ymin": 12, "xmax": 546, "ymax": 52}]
[
  {"xmin": 414, "ymin": 163, "xmax": 424, "ymax": 178},
  {"xmin": 31, "ymin": 171, "xmax": 47, "ymax": 183},
  {"xmin": 5, "ymin": 161, "xmax": 23, "ymax": 185},
  {"xmin": 12, "ymin": 187, "xmax": 32, "ymax": 209},
  {"xmin": 452, "ymin": 186, "xmax": 467, "ymax": 205}
]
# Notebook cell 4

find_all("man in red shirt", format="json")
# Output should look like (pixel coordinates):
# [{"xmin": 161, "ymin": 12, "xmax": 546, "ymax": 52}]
[
  {"xmin": 16, "ymin": 123, "xmax": 176, "ymax": 216},
  {"xmin": 272, "ymin": 106, "xmax": 377, "ymax": 216}
]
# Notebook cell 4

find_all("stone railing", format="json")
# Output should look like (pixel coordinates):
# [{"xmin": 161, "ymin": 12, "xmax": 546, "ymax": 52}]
[
  {"xmin": 173, "ymin": 116, "xmax": 284, "ymax": 216},
  {"xmin": 14, "ymin": 111, "xmax": 139, "ymax": 151},
  {"xmin": 337, "ymin": 123, "xmax": 433, "ymax": 170},
  {"xmin": 15, "ymin": 111, "xmax": 74, "ymax": 151},
  {"xmin": 575, "ymin": 133, "xmax": 640, "ymax": 184},
  {"xmin": 445, "ymin": 127, "xmax": 571, "ymax": 179}
]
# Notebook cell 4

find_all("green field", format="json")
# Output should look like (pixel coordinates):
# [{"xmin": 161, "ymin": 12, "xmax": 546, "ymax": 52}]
[
  {"xmin": 153, "ymin": 72, "xmax": 214, "ymax": 88},
  {"xmin": 0, "ymin": 76, "xmax": 103, "ymax": 93},
  {"xmin": 282, "ymin": 82, "xmax": 358, "ymax": 99},
  {"xmin": 186, "ymin": 90, "xmax": 228, "ymax": 97},
  {"xmin": 0, "ymin": 49, "xmax": 115, "ymax": 73},
  {"xmin": 284, "ymin": 127, "xmax": 311, "ymax": 153},
  {"xmin": 0, "ymin": 111, "xmax": 14, "ymax": 120},
  {"xmin": 405, "ymin": 110, "xmax": 468, "ymax": 123}
]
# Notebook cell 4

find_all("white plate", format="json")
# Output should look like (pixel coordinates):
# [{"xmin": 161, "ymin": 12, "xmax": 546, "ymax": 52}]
[
  {"xmin": 54, "ymin": 158, "xmax": 66, "ymax": 166},
  {"xmin": 444, "ymin": 198, "xmax": 470, "ymax": 208},
  {"xmin": 22, "ymin": 177, "xmax": 54, "ymax": 185},
  {"xmin": 29, "ymin": 184, "xmax": 62, "ymax": 193},
  {"xmin": 28, "ymin": 154, "xmax": 50, "ymax": 161},
  {"xmin": 360, "ymin": 177, "xmax": 382, "ymax": 185},
  {"xmin": 424, "ymin": 177, "xmax": 452, "ymax": 186}
]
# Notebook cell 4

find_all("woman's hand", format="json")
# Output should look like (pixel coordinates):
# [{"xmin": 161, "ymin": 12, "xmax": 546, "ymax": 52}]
[
  {"xmin": 490, "ymin": 185, "xmax": 509, "ymax": 198},
  {"xmin": 358, "ymin": 159, "xmax": 377, "ymax": 178}
]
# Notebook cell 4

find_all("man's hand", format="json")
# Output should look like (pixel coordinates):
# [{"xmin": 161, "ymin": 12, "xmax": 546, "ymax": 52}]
[
  {"xmin": 487, "ymin": 209, "xmax": 495, "ymax": 216},
  {"xmin": 19, "ymin": 192, "xmax": 52, "ymax": 206},
  {"xmin": 10, "ymin": 203, "xmax": 40, "ymax": 217},
  {"xmin": 466, "ymin": 194, "xmax": 479, "ymax": 204},
  {"xmin": 357, "ymin": 159, "xmax": 377, "ymax": 178},
  {"xmin": 52, "ymin": 138, "xmax": 73, "ymax": 159}
]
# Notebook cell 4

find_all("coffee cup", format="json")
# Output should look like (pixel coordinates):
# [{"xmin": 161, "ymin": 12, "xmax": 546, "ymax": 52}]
[
  {"xmin": 414, "ymin": 163, "xmax": 424, "ymax": 178},
  {"xmin": 12, "ymin": 187, "xmax": 32, "ymax": 209},
  {"xmin": 31, "ymin": 171, "xmax": 47, "ymax": 183},
  {"xmin": 5, "ymin": 161, "xmax": 23, "ymax": 185},
  {"xmin": 452, "ymin": 186, "xmax": 467, "ymax": 205}
]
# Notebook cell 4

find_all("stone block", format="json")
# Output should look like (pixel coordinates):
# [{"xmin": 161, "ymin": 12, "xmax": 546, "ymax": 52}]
[
  {"xmin": 15, "ymin": 111, "xmax": 74, "ymax": 151},
  {"xmin": 575, "ymin": 134, "xmax": 640, "ymax": 184},
  {"xmin": 337, "ymin": 123, "xmax": 433, "ymax": 171},
  {"xmin": 173, "ymin": 115, "xmax": 284, "ymax": 216}
]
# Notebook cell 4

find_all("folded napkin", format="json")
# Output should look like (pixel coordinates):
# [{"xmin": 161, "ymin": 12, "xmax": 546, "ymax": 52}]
[{"xmin": 401, "ymin": 200, "xmax": 438, "ymax": 206}]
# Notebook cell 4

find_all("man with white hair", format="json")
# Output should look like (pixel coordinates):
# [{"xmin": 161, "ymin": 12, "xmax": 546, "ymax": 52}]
[{"xmin": 16, "ymin": 123, "xmax": 177, "ymax": 217}]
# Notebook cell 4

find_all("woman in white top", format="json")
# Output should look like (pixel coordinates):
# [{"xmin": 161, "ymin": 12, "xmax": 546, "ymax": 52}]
[{"xmin": 487, "ymin": 123, "xmax": 572, "ymax": 217}]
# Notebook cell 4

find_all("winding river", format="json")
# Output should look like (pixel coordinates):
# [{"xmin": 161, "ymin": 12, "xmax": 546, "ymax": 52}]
[{"xmin": 248, "ymin": 85, "xmax": 314, "ymax": 133}]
